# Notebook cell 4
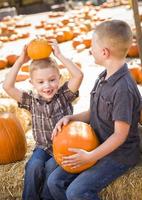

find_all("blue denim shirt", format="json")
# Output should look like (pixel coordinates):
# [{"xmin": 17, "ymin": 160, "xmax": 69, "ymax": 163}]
[{"xmin": 90, "ymin": 64, "xmax": 141, "ymax": 165}]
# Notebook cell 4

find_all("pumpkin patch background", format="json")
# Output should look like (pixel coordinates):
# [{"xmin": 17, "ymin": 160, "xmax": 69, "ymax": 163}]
[{"xmin": 0, "ymin": 1, "xmax": 142, "ymax": 199}]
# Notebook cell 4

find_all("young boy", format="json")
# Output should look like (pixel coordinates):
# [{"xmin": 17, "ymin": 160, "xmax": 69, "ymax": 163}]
[
  {"xmin": 3, "ymin": 40, "xmax": 83, "ymax": 200},
  {"xmin": 46, "ymin": 20, "xmax": 141, "ymax": 200}
]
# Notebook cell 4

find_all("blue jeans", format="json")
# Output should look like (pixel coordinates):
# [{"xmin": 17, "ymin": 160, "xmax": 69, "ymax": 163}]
[
  {"xmin": 22, "ymin": 148, "xmax": 58, "ymax": 200},
  {"xmin": 47, "ymin": 156, "xmax": 133, "ymax": 200}
]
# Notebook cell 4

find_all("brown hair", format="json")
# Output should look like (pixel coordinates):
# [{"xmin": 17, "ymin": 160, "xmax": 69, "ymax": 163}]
[
  {"xmin": 30, "ymin": 57, "xmax": 60, "ymax": 76},
  {"xmin": 94, "ymin": 20, "xmax": 133, "ymax": 58}
]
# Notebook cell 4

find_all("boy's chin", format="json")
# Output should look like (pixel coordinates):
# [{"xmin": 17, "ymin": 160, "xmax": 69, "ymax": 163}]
[
  {"xmin": 95, "ymin": 60, "xmax": 103, "ymax": 66},
  {"xmin": 43, "ymin": 96, "xmax": 53, "ymax": 102},
  {"xmin": 42, "ymin": 93, "xmax": 55, "ymax": 101}
]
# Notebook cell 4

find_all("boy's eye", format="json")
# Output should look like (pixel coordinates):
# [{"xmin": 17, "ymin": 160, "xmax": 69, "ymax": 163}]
[
  {"xmin": 38, "ymin": 81, "xmax": 44, "ymax": 84},
  {"xmin": 50, "ymin": 79, "xmax": 55, "ymax": 82}
]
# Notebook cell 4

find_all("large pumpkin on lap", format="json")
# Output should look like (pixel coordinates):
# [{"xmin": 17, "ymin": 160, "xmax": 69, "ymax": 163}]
[{"xmin": 53, "ymin": 121, "xmax": 99, "ymax": 173}]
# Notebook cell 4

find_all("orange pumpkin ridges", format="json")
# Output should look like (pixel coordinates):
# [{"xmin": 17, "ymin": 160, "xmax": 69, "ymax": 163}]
[
  {"xmin": 0, "ymin": 112, "xmax": 27, "ymax": 164},
  {"xmin": 53, "ymin": 121, "xmax": 99, "ymax": 173},
  {"xmin": 27, "ymin": 38, "xmax": 52, "ymax": 60}
]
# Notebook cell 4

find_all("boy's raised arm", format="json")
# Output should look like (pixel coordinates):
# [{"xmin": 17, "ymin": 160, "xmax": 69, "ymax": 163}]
[
  {"xmin": 3, "ymin": 46, "xmax": 30, "ymax": 102},
  {"xmin": 49, "ymin": 39, "xmax": 83, "ymax": 93}
]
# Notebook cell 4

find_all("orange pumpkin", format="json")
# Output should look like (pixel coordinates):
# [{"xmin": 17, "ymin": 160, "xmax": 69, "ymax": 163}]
[
  {"xmin": 6, "ymin": 54, "xmax": 19, "ymax": 66},
  {"xmin": 63, "ymin": 29, "xmax": 74, "ymax": 41},
  {"xmin": 82, "ymin": 38, "xmax": 91, "ymax": 48},
  {"xmin": 21, "ymin": 63, "xmax": 30, "ymax": 72},
  {"xmin": 129, "ymin": 66, "xmax": 142, "ymax": 84},
  {"xmin": 27, "ymin": 38, "xmax": 52, "ymax": 60},
  {"xmin": 0, "ymin": 58, "xmax": 8, "ymax": 69},
  {"xmin": 0, "ymin": 112, "xmax": 27, "ymax": 164},
  {"xmin": 53, "ymin": 121, "xmax": 99, "ymax": 173},
  {"xmin": 16, "ymin": 74, "xmax": 29, "ymax": 82},
  {"xmin": 72, "ymin": 38, "xmax": 82, "ymax": 49},
  {"xmin": 127, "ymin": 42, "xmax": 139, "ymax": 57},
  {"xmin": 56, "ymin": 32, "xmax": 65, "ymax": 43}
]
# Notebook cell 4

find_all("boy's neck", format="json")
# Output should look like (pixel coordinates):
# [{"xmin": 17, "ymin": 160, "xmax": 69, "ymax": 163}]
[{"xmin": 104, "ymin": 58, "xmax": 125, "ymax": 80}]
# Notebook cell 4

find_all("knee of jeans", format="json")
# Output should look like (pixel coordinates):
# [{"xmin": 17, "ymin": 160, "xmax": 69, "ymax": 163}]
[
  {"xmin": 47, "ymin": 172, "xmax": 60, "ymax": 190},
  {"xmin": 45, "ymin": 158, "xmax": 58, "ymax": 175},
  {"xmin": 25, "ymin": 159, "xmax": 44, "ymax": 176},
  {"xmin": 66, "ymin": 187, "xmax": 83, "ymax": 200}
]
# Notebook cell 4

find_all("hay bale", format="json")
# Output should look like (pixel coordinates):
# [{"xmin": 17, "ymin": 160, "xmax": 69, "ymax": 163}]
[
  {"xmin": 0, "ymin": 129, "xmax": 142, "ymax": 200},
  {"xmin": 100, "ymin": 160, "xmax": 142, "ymax": 200},
  {"xmin": 15, "ymin": 108, "xmax": 31, "ymax": 133},
  {"xmin": 0, "ymin": 98, "xmax": 31, "ymax": 132}
]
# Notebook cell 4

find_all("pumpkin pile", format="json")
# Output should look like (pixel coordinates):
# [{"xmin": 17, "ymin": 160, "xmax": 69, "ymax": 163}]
[{"xmin": 53, "ymin": 121, "xmax": 99, "ymax": 173}]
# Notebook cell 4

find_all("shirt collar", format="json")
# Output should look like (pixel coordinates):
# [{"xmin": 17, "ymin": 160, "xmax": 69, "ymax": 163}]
[{"xmin": 99, "ymin": 63, "xmax": 129, "ymax": 86}]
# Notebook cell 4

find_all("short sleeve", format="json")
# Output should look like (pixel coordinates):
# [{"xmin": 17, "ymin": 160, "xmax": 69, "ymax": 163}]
[
  {"xmin": 60, "ymin": 82, "xmax": 79, "ymax": 102},
  {"xmin": 112, "ymin": 89, "xmax": 133, "ymax": 124},
  {"xmin": 18, "ymin": 91, "xmax": 32, "ymax": 112}
]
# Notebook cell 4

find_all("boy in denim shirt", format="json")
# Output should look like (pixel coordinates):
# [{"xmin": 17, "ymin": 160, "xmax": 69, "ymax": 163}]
[{"xmin": 47, "ymin": 20, "xmax": 141, "ymax": 200}]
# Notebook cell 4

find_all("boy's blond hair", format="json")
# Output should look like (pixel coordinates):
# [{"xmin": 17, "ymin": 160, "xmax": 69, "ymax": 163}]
[
  {"xmin": 30, "ymin": 57, "xmax": 60, "ymax": 77},
  {"xmin": 94, "ymin": 20, "xmax": 133, "ymax": 58}
]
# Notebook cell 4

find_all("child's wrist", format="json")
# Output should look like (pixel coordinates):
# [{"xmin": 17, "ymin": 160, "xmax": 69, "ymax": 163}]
[
  {"xmin": 16, "ymin": 58, "xmax": 25, "ymax": 65},
  {"xmin": 57, "ymin": 54, "xmax": 65, "ymax": 60}
]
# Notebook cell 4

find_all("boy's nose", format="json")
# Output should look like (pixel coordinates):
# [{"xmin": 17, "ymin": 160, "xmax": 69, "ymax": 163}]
[{"xmin": 43, "ymin": 82, "xmax": 50, "ymax": 88}]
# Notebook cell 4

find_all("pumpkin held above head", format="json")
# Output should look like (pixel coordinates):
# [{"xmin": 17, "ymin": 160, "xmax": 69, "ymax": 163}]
[
  {"xmin": 53, "ymin": 121, "xmax": 99, "ymax": 173},
  {"xmin": 27, "ymin": 38, "xmax": 52, "ymax": 60},
  {"xmin": 0, "ymin": 112, "xmax": 27, "ymax": 164}
]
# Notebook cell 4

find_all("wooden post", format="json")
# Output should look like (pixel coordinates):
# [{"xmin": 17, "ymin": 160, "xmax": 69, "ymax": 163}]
[{"xmin": 131, "ymin": 0, "xmax": 142, "ymax": 67}]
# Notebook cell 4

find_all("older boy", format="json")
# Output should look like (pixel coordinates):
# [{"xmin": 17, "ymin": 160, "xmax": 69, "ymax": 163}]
[{"xmin": 47, "ymin": 20, "xmax": 141, "ymax": 200}]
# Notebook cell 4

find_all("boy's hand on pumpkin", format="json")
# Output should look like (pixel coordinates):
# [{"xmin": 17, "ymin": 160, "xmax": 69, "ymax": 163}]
[
  {"xmin": 62, "ymin": 148, "xmax": 93, "ymax": 169},
  {"xmin": 48, "ymin": 39, "xmax": 62, "ymax": 58},
  {"xmin": 18, "ymin": 45, "xmax": 30, "ymax": 64},
  {"xmin": 51, "ymin": 116, "xmax": 70, "ymax": 140}
]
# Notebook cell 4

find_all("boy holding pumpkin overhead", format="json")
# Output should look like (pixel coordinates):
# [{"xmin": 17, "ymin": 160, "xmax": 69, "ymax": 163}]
[
  {"xmin": 3, "ymin": 39, "xmax": 83, "ymax": 200},
  {"xmin": 44, "ymin": 20, "xmax": 141, "ymax": 200}
]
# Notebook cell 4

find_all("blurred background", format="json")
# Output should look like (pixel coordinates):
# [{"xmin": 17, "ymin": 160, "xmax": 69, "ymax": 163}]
[{"xmin": 0, "ymin": 0, "xmax": 107, "ymax": 16}]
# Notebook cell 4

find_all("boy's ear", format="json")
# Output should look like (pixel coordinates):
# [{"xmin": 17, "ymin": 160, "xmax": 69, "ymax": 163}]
[{"xmin": 103, "ymin": 48, "xmax": 110, "ymax": 58}]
